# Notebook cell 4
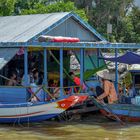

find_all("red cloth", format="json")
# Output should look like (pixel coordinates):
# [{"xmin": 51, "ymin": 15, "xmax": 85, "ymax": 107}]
[
  {"xmin": 74, "ymin": 77, "xmax": 81, "ymax": 86},
  {"xmin": 73, "ymin": 77, "xmax": 86, "ymax": 90}
]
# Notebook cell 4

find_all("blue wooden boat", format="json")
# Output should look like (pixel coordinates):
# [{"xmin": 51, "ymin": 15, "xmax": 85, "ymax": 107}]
[
  {"xmin": 1, "ymin": 86, "xmax": 90, "ymax": 123},
  {"xmin": 92, "ymin": 97, "xmax": 140, "ymax": 122},
  {"xmin": 0, "ymin": 13, "xmax": 94, "ymax": 123}
]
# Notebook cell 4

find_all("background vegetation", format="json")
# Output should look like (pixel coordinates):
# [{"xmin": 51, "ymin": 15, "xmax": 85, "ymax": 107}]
[{"xmin": 0, "ymin": 0, "xmax": 139, "ymax": 43}]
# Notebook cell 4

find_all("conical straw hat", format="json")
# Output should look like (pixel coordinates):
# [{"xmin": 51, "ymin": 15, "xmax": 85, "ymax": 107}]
[{"xmin": 96, "ymin": 69, "xmax": 111, "ymax": 80}]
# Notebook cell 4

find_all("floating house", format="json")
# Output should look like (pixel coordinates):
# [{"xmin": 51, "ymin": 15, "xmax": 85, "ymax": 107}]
[
  {"xmin": 0, "ymin": 12, "xmax": 106, "ymax": 123},
  {"xmin": 0, "ymin": 12, "xmax": 106, "ymax": 82},
  {"xmin": 0, "ymin": 12, "xmax": 139, "ymax": 123}
]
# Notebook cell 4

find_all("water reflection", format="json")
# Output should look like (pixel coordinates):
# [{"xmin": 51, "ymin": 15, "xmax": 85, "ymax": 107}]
[{"xmin": 0, "ymin": 115, "xmax": 140, "ymax": 140}]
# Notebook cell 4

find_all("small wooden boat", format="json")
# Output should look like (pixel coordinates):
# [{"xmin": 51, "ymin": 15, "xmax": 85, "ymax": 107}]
[
  {"xmin": 100, "ymin": 103, "xmax": 140, "ymax": 122},
  {"xmin": 92, "ymin": 97, "xmax": 140, "ymax": 122}
]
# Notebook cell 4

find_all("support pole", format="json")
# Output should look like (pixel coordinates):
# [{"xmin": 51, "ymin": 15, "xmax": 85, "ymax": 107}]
[
  {"xmin": 97, "ymin": 48, "xmax": 100, "ymax": 68},
  {"xmin": 88, "ymin": 55, "xmax": 97, "ymax": 68},
  {"xmin": 80, "ymin": 48, "xmax": 84, "ymax": 86},
  {"xmin": 83, "ymin": 49, "xmax": 85, "ymax": 72},
  {"xmin": 24, "ymin": 47, "xmax": 28, "ymax": 86},
  {"xmin": 115, "ymin": 48, "xmax": 119, "ymax": 94},
  {"xmin": 43, "ymin": 48, "xmax": 47, "ymax": 85},
  {"xmin": 60, "ymin": 48, "xmax": 63, "ymax": 98}
]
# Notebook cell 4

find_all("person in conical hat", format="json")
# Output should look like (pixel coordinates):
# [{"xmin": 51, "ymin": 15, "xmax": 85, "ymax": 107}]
[
  {"xmin": 96, "ymin": 69, "xmax": 118, "ymax": 104},
  {"xmin": 97, "ymin": 69, "xmax": 112, "ymax": 81}
]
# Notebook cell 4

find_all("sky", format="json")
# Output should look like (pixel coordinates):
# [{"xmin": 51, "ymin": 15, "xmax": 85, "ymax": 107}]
[{"xmin": 135, "ymin": 0, "xmax": 140, "ymax": 7}]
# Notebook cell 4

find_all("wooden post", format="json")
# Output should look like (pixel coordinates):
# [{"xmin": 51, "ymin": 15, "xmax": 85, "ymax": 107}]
[
  {"xmin": 24, "ymin": 47, "xmax": 28, "ymax": 86},
  {"xmin": 80, "ymin": 48, "xmax": 84, "ymax": 87},
  {"xmin": 115, "ymin": 48, "xmax": 119, "ymax": 94},
  {"xmin": 43, "ymin": 48, "xmax": 47, "ymax": 85},
  {"xmin": 97, "ymin": 48, "xmax": 100, "ymax": 68},
  {"xmin": 60, "ymin": 48, "xmax": 63, "ymax": 98}
]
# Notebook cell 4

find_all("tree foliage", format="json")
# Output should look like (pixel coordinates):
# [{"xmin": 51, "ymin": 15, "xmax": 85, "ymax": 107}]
[
  {"xmin": 118, "ymin": 8, "xmax": 140, "ymax": 43},
  {"xmin": 69, "ymin": 0, "xmax": 135, "ymax": 42},
  {"xmin": 19, "ymin": 1, "xmax": 88, "ymax": 21},
  {"xmin": 0, "ymin": 0, "xmax": 16, "ymax": 16},
  {"xmin": 0, "ymin": 0, "xmax": 139, "ymax": 43}
]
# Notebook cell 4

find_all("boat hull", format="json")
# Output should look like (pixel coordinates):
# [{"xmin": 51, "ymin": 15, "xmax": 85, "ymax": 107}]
[
  {"xmin": 100, "ymin": 104, "xmax": 140, "ymax": 122},
  {"xmin": 0, "ymin": 95, "xmax": 88, "ymax": 123}
]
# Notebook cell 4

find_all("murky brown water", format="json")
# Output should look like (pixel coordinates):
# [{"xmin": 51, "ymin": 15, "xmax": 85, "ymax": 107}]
[{"xmin": 0, "ymin": 114, "xmax": 140, "ymax": 140}]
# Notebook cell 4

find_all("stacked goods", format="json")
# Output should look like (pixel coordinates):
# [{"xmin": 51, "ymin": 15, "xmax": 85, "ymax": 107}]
[{"xmin": 38, "ymin": 35, "xmax": 80, "ymax": 43}]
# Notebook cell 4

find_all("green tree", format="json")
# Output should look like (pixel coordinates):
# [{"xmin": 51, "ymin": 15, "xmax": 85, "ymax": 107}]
[
  {"xmin": 0, "ymin": 0, "xmax": 139, "ymax": 43},
  {"xmin": 113, "ymin": 6, "xmax": 140, "ymax": 43},
  {"xmin": 0, "ymin": 0, "xmax": 16, "ymax": 16},
  {"xmin": 129, "ymin": 7, "xmax": 140, "ymax": 42},
  {"xmin": 19, "ymin": 1, "xmax": 88, "ymax": 21},
  {"xmin": 14, "ymin": 0, "xmax": 46, "ymax": 14},
  {"xmin": 68, "ymin": 0, "xmax": 138, "ymax": 43}
]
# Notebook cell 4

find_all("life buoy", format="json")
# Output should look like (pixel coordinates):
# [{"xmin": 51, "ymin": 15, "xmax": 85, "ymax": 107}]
[{"xmin": 38, "ymin": 35, "xmax": 80, "ymax": 43}]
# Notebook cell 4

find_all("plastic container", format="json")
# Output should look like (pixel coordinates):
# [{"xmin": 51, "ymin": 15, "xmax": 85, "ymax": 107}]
[
  {"xmin": 131, "ymin": 98, "xmax": 136, "ymax": 105},
  {"xmin": 135, "ymin": 96, "xmax": 140, "ymax": 105}
]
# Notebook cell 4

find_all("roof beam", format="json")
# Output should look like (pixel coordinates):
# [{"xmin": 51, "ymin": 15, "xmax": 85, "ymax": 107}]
[{"xmin": 0, "ymin": 42, "xmax": 140, "ymax": 49}]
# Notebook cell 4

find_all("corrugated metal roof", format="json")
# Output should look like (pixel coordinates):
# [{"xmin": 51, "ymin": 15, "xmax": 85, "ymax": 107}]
[
  {"xmin": 0, "ymin": 48, "xmax": 19, "ymax": 70},
  {"xmin": 0, "ymin": 12, "xmax": 70, "ymax": 42}
]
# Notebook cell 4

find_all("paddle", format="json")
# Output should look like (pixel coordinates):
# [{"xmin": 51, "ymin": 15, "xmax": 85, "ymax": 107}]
[
  {"xmin": 84, "ymin": 81, "xmax": 124, "ymax": 125},
  {"xmin": 90, "ymin": 95, "xmax": 125, "ymax": 125}
]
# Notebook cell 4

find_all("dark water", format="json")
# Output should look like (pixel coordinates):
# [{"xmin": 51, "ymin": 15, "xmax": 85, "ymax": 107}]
[{"xmin": 0, "ymin": 114, "xmax": 140, "ymax": 140}]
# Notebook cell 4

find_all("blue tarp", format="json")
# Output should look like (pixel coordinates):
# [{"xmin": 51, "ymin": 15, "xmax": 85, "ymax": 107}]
[{"xmin": 101, "ymin": 52, "xmax": 140, "ymax": 64}]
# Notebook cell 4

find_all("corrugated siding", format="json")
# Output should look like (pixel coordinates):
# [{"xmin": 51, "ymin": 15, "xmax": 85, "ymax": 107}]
[
  {"xmin": 47, "ymin": 18, "xmax": 99, "ymax": 41},
  {"xmin": 0, "ymin": 12, "xmax": 69, "ymax": 42}
]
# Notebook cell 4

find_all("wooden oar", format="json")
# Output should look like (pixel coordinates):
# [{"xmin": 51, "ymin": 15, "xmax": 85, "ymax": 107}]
[
  {"xmin": 91, "ymin": 96, "xmax": 125, "ymax": 125},
  {"xmin": 85, "ymin": 82, "xmax": 124, "ymax": 125}
]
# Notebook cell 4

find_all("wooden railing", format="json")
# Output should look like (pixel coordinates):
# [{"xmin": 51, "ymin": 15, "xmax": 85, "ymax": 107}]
[
  {"xmin": 0, "ymin": 85, "xmax": 85, "ymax": 102},
  {"xmin": 28, "ymin": 85, "xmax": 83, "ymax": 102}
]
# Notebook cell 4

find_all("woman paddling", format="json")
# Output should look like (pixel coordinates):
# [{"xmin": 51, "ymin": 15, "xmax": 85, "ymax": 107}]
[{"xmin": 96, "ymin": 69, "xmax": 118, "ymax": 104}]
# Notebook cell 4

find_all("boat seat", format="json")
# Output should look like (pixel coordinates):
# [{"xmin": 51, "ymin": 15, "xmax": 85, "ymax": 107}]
[{"xmin": 0, "ymin": 87, "xmax": 30, "ymax": 103}]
